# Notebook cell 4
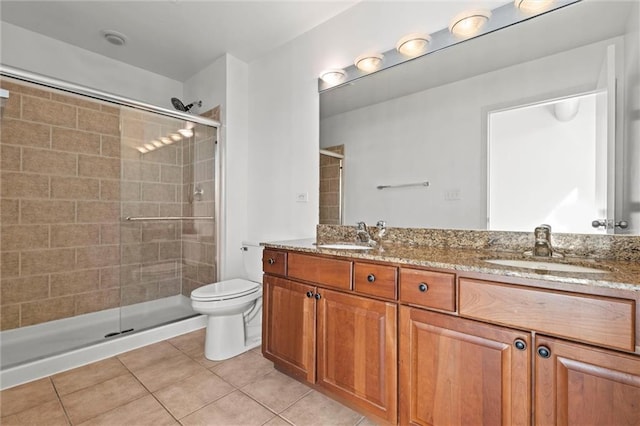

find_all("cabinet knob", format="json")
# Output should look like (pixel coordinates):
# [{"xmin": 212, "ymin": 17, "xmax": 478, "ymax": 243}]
[
  {"xmin": 306, "ymin": 291, "xmax": 314, "ymax": 298},
  {"xmin": 367, "ymin": 274, "xmax": 376, "ymax": 283},
  {"xmin": 268, "ymin": 258, "xmax": 275, "ymax": 265},
  {"xmin": 314, "ymin": 293, "xmax": 322, "ymax": 300},
  {"xmin": 513, "ymin": 339, "xmax": 527, "ymax": 351},
  {"xmin": 537, "ymin": 346, "xmax": 551, "ymax": 358},
  {"xmin": 418, "ymin": 283, "xmax": 428, "ymax": 292}
]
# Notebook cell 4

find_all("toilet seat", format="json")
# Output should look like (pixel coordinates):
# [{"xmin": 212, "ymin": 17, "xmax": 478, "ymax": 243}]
[{"xmin": 191, "ymin": 278, "xmax": 260, "ymax": 302}]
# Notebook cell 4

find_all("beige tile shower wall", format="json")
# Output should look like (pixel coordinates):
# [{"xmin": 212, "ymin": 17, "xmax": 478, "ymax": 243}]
[
  {"xmin": 319, "ymin": 145, "xmax": 343, "ymax": 225},
  {"xmin": 119, "ymin": 108, "xmax": 187, "ymax": 306},
  {"xmin": 0, "ymin": 80, "xmax": 121, "ymax": 330},
  {"xmin": 181, "ymin": 115, "xmax": 217, "ymax": 296}
]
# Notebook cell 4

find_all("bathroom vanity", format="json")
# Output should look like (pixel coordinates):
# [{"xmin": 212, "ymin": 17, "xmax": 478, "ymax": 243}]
[{"xmin": 261, "ymin": 236, "xmax": 640, "ymax": 425}]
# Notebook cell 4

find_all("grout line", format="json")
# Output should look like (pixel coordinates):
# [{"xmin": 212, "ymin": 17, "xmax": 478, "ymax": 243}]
[{"xmin": 48, "ymin": 376, "xmax": 74, "ymax": 425}]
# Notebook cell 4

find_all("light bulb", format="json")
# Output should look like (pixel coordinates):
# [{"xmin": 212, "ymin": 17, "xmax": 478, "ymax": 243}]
[
  {"xmin": 143, "ymin": 143, "xmax": 156, "ymax": 151},
  {"xmin": 449, "ymin": 10, "xmax": 491, "ymax": 37},
  {"xmin": 354, "ymin": 53, "xmax": 383, "ymax": 73},
  {"xmin": 515, "ymin": 0, "xmax": 554, "ymax": 13},
  {"xmin": 178, "ymin": 128, "xmax": 194, "ymax": 138},
  {"xmin": 396, "ymin": 34, "xmax": 431, "ymax": 57},
  {"xmin": 320, "ymin": 69, "xmax": 346, "ymax": 85}
]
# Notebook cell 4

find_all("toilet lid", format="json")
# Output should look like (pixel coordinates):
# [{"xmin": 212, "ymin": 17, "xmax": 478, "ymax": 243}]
[{"xmin": 191, "ymin": 279, "xmax": 261, "ymax": 301}]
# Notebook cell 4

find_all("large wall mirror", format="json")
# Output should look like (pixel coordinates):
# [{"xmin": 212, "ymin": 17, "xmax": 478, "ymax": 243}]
[{"xmin": 319, "ymin": 0, "xmax": 639, "ymax": 235}]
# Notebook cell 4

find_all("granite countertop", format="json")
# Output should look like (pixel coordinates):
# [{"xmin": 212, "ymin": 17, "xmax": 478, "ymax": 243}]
[{"xmin": 263, "ymin": 238, "xmax": 640, "ymax": 292}]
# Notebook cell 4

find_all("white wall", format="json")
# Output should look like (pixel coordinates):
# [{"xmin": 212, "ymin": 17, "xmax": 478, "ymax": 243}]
[
  {"xmin": 1, "ymin": 22, "xmax": 182, "ymax": 107},
  {"xmin": 320, "ymin": 39, "xmax": 618, "ymax": 230},
  {"xmin": 183, "ymin": 53, "xmax": 249, "ymax": 280}
]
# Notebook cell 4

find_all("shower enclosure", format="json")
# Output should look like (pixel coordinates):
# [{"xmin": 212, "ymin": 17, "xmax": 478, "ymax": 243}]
[{"xmin": 0, "ymin": 70, "xmax": 219, "ymax": 370}]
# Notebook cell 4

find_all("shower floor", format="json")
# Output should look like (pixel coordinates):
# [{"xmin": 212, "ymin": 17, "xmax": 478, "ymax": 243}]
[{"xmin": 0, "ymin": 295, "xmax": 196, "ymax": 370}]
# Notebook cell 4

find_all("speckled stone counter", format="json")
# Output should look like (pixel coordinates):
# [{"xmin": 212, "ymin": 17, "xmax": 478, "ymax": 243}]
[{"xmin": 263, "ymin": 236, "xmax": 640, "ymax": 293}]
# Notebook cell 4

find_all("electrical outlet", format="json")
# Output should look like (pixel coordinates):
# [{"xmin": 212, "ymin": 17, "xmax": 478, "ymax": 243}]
[
  {"xmin": 296, "ymin": 192, "xmax": 309, "ymax": 202},
  {"xmin": 444, "ymin": 189, "xmax": 461, "ymax": 201}
]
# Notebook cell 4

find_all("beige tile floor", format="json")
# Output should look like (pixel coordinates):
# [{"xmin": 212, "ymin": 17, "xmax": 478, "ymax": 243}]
[{"xmin": 0, "ymin": 329, "xmax": 374, "ymax": 425}]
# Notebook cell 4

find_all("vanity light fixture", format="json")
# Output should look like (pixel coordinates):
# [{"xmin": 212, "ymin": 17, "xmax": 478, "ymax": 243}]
[
  {"xmin": 178, "ymin": 128, "xmax": 194, "ymax": 138},
  {"xmin": 320, "ymin": 69, "xmax": 347, "ymax": 85},
  {"xmin": 354, "ymin": 53, "xmax": 384, "ymax": 73},
  {"xmin": 515, "ymin": 0, "xmax": 555, "ymax": 13},
  {"xmin": 449, "ymin": 10, "xmax": 492, "ymax": 38},
  {"xmin": 396, "ymin": 33, "xmax": 431, "ymax": 57}
]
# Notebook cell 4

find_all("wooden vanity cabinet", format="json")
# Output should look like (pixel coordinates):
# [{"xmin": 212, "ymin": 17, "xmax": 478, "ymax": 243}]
[
  {"xmin": 534, "ymin": 335, "xmax": 640, "ymax": 426},
  {"xmin": 265, "ymin": 249, "xmax": 639, "ymax": 426},
  {"xmin": 262, "ymin": 275, "xmax": 316, "ymax": 382},
  {"xmin": 399, "ymin": 306, "xmax": 531, "ymax": 426},
  {"xmin": 263, "ymin": 251, "xmax": 398, "ymax": 424},
  {"xmin": 317, "ymin": 288, "xmax": 397, "ymax": 422}
]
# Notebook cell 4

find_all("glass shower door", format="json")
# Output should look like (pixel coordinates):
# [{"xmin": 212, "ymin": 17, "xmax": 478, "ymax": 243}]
[{"xmin": 118, "ymin": 106, "xmax": 218, "ymax": 334}]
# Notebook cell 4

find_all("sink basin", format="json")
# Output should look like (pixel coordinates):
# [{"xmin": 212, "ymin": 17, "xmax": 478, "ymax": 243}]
[
  {"xmin": 316, "ymin": 244, "xmax": 373, "ymax": 250},
  {"xmin": 484, "ymin": 259, "xmax": 605, "ymax": 274}
]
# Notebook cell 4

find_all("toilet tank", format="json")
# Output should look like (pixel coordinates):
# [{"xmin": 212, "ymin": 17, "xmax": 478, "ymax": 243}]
[{"xmin": 242, "ymin": 241, "xmax": 264, "ymax": 283}]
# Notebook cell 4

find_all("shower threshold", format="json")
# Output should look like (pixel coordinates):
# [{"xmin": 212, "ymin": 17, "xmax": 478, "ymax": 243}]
[{"xmin": 0, "ymin": 295, "xmax": 198, "ymax": 373}]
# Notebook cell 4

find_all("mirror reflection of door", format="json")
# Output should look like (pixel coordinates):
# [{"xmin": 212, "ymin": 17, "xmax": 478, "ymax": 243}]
[
  {"xmin": 487, "ymin": 90, "xmax": 610, "ymax": 234},
  {"xmin": 319, "ymin": 146, "xmax": 344, "ymax": 225}
]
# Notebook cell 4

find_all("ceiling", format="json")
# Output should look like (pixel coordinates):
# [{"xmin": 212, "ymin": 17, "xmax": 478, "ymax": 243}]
[{"xmin": 0, "ymin": 1, "xmax": 359, "ymax": 81}]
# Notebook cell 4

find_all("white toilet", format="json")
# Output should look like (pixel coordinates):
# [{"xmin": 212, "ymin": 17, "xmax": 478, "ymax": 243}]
[{"xmin": 190, "ymin": 241, "xmax": 263, "ymax": 361}]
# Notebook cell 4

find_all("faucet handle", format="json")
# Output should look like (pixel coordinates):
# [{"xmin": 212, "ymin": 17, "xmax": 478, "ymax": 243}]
[
  {"xmin": 376, "ymin": 220, "xmax": 386, "ymax": 228},
  {"xmin": 356, "ymin": 221, "xmax": 367, "ymax": 230}
]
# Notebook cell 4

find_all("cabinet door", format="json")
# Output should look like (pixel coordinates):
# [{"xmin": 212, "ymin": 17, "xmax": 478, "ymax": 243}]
[
  {"xmin": 262, "ymin": 275, "xmax": 316, "ymax": 382},
  {"xmin": 316, "ymin": 288, "xmax": 397, "ymax": 424},
  {"xmin": 399, "ymin": 306, "xmax": 531, "ymax": 426},
  {"xmin": 535, "ymin": 335, "xmax": 640, "ymax": 426}
]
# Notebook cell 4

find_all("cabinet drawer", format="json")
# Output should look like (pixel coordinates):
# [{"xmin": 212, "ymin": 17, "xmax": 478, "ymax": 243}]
[
  {"xmin": 399, "ymin": 268, "xmax": 455, "ymax": 312},
  {"xmin": 288, "ymin": 253, "xmax": 352, "ymax": 290},
  {"xmin": 263, "ymin": 249, "xmax": 287, "ymax": 276},
  {"xmin": 354, "ymin": 263, "xmax": 397, "ymax": 300},
  {"xmin": 459, "ymin": 278, "xmax": 635, "ymax": 351}
]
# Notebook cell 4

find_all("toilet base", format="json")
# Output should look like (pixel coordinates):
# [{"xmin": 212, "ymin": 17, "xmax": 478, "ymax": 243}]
[{"xmin": 203, "ymin": 312, "xmax": 261, "ymax": 361}]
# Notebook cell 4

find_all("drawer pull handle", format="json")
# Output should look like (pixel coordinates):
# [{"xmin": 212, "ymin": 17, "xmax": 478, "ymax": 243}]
[
  {"xmin": 367, "ymin": 274, "xmax": 376, "ymax": 283},
  {"xmin": 418, "ymin": 283, "xmax": 428, "ymax": 292},
  {"xmin": 537, "ymin": 346, "xmax": 551, "ymax": 358},
  {"xmin": 513, "ymin": 339, "xmax": 527, "ymax": 351},
  {"xmin": 306, "ymin": 291, "xmax": 314, "ymax": 298},
  {"xmin": 314, "ymin": 293, "xmax": 322, "ymax": 300},
  {"xmin": 268, "ymin": 258, "xmax": 276, "ymax": 265}
]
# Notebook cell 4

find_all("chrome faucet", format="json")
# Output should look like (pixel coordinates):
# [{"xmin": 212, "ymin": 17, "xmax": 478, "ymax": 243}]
[
  {"xmin": 376, "ymin": 220, "xmax": 387, "ymax": 240},
  {"xmin": 533, "ymin": 224, "xmax": 553, "ymax": 257},
  {"xmin": 356, "ymin": 222, "xmax": 371, "ymax": 243},
  {"xmin": 356, "ymin": 220, "xmax": 387, "ymax": 246}
]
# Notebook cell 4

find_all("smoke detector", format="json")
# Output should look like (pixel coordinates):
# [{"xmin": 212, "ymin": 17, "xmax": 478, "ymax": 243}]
[{"xmin": 102, "ymin": 30, "xmax": 127, "ymax": 46}]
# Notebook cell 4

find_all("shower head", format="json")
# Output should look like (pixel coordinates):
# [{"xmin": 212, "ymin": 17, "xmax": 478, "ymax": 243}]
[{"xmin": 171, "ymin": 97, "xmax": 202, "ymax": 113}]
